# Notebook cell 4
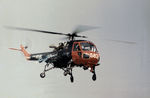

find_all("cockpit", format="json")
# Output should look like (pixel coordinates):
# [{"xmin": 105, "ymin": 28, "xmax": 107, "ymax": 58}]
[{"xmin": 72, "ymin": 40, "xmax": 100, "ymax": 65}]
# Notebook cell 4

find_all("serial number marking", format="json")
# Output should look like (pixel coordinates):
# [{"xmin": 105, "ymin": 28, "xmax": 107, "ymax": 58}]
[{"xmin": 85, "ymin": 53, "xmax": 99, "ymax": 59}]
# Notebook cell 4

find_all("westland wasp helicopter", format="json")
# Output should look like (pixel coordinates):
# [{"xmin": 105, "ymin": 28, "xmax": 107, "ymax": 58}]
[{"xmin": 8, "ymin": 25, "xmax": 100, "ymax": 83}]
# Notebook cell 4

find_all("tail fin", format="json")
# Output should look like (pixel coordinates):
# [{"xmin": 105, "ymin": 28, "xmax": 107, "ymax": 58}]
[{"xmin": 9, "ymin": 44, "xmax": 31, "ymax": 60}]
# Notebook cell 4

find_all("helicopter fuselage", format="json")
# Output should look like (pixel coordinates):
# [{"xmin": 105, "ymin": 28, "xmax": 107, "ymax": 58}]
[
  {"xmin": 45, "ymin": 40, "xmax": 100, "ymax": 72},
  {"xmin": 8, "ymin": 26, "xmax": 100, "ymax": 82}
]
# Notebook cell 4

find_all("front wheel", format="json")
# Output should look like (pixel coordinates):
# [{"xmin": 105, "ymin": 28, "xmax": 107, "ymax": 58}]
[{"xmin": 92, "ymin": 74, "xmax": 96, "ymax": 81}]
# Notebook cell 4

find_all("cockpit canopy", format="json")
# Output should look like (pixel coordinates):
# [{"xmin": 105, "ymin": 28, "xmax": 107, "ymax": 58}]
[
  {"xmin": 73, "ymin": 41, "xmax": 97, "ymax": 52},
  {"xmin": 80, "ymin": 42, "xmax": 97, "ymax": 52}
]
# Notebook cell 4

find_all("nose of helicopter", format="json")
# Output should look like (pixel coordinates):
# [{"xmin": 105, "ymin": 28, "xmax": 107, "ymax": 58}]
[
  {"xmin": 90, "ymin": 53, "xmax": 100, "ymax": 64},
  {"xmin": 83, "ymin": 52, "xmax": 100, "ymax": 65}
]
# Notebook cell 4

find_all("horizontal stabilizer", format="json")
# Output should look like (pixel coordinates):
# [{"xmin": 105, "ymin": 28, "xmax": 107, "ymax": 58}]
[
  {"xmin": 9, "ymin": 45, "xmax": 31, "ymax": 60},
  {"xmin": 9, "ymin": 48, "xmax": 21, "ymax": 51}
]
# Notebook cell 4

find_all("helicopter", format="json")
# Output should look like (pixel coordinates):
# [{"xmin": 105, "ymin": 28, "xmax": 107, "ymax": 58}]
[{"xmin": 8, "ymin": 26, "xmax": 100, "ymax": 83}]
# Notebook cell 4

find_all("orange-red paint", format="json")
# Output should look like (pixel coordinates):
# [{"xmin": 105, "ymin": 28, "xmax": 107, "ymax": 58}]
[
  {"xmin": 9, "ymin": 45, "xmax": 31, "ymax": 60},
  {"xmin": 72, "ymin": 41, "xmax": 100, "ymax": 72}
]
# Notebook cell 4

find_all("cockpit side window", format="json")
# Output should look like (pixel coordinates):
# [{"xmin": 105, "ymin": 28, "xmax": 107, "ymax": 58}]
[{"xmin": 73, "ymin": 43, "xmax": 81, "ymax": 51}]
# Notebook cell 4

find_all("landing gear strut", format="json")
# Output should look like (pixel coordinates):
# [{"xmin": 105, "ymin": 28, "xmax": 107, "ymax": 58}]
[
  {"xmin": 70, "ymin": 74, "xmax": 74, "ymax": 83},
  {"xmin": 40, "ymin": 63, "xmax": 54, "ymax": 78},
  {"xmin": 92, "ymin": 66, "xmax": 97, "ymax": 81},
  {"xmin": 63, "ymin": 66, "xmax": 74, "ymax": 83},
  {"xmin": 63, "ymin": 69, "xmax": 70, "ymax": 76},
  {"xmin": 69, "ymin": 68, "xmax": 74, "ymax": 83}
]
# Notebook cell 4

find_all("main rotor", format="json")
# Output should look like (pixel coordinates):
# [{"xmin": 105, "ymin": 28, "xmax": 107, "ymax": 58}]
[{"xmin": 6, "ymin": 25, "xmax": 98, "ymax": 41}]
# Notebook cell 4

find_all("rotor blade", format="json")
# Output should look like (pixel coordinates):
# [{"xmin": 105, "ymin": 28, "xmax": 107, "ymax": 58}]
[
  {"xmin": 72, "ymin": 25, "xmax": 99, "ymax": 34},
  {"xmin": 5, "ymin": 26, "xmax": 68, "ymax": 36},
  {"xmin": 107, "ymin": 39, "xmax": 136, "ymax": 44},
  {"xmin": 75, "ymin": 35, "xmax": 87, "ymax": 38}
]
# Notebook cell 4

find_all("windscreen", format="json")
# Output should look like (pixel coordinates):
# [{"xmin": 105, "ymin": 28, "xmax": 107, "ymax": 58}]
[{"xmin": 80, "ymin": 42, "xmax": 97, "ymax": 52}]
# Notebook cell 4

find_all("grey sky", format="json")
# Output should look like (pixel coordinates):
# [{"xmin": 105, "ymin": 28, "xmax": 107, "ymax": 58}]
[{"xmin": 0, "ymin": 0, "xmax": 150, "ymax": 98}]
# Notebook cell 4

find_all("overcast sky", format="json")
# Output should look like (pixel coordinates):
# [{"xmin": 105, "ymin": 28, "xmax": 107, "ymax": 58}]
[{"xmin": 0, "ymin": 0, "xmax": 150, "ymax": 98}]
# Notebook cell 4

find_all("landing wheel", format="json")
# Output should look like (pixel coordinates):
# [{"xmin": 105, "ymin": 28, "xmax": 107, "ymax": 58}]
[
  {"xmin": 40, "ymin": 72, "xmax": 45, "ymax": 78},
  {"xmin": 70, "ymin": 75, "xmax": 74, "ymax": 83},
  {"xmin": 92, "ymin": 73, "xmax": 96, "ymax": 81},
  {"xmin": 64, "ymin": 71, "xmax": 68, "ymax": 76}
]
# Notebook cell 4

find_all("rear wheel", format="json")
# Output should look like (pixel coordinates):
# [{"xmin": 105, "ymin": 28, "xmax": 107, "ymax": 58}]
[{"xmin": 40, "ymin": 73, "xmax": 45, "ymax": 78}]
